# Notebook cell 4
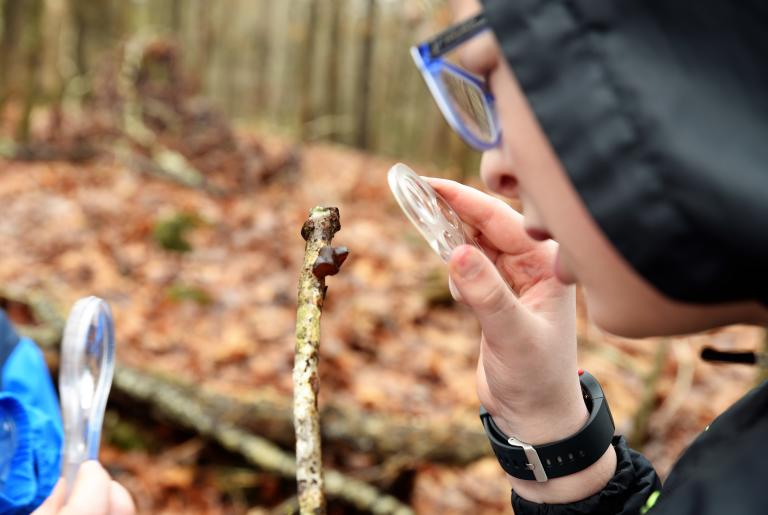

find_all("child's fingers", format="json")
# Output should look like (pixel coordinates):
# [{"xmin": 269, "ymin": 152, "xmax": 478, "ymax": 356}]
[
  {"xmin": 109, "ymin": 480, "xmax": 136, "ymax": 515},
  {"xmin": 31, "ymin": 480, "xmax": 66, "ymax": 514},
  {"xmin": 426, "ymin": 177, "xmax": 535, "ymax": 256},
  {"xmin": 59, "ymin": 461, "xmax": 110, "ymax": 515},
  {"xmin": 448, "ymin": 245, "xmax": 535, "ymax": 346}
]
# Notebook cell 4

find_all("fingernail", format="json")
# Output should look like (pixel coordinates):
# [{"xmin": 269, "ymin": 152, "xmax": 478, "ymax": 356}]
[{"xmin": 456, "ymin": 247, "xmax": 482, "ymax": 279}]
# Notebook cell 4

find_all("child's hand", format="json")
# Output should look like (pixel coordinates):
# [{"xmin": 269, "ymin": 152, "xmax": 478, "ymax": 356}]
[
  {"xmin": 33, "ymin": 461, "xmax": 135, "ymax": 515},
  {"xmin": 427, "ymin": 178, "xmax": 588, "ymax": 447}
]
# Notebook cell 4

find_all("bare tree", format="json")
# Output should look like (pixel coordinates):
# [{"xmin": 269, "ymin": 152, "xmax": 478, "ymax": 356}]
[
  {"xmin": 0, "ymin": 0, "xmax": 23, "ymax": 114},
  {"xmin": 15, "ymin": 0, "xmax": 44, "ymax": 144},
  {"xmin": 356, "ymin": 0, "xmax": 377, "ymax": 150},
  {"xmin": 299, "ymin": 0, "xmax": 319, "ymax": 141},
  {"xmin": 325, "ymin": 0, "xmax": 343, "ymax": 141}
]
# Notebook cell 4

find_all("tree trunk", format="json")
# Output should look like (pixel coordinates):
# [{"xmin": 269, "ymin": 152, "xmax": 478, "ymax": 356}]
[
  {"xmin": 355, "ymin": 0, "xmax": 376, "ymax": 150},
  {"xmin": 0, "ymin": 0, "xmax": 24, "ymax": 113},
  {"xmin": 325, "ymin": 0, "xmax": 342, "ymax": 141},
  {"xmin": 298, "ymin": 0, "xmax": 319, "ymax": 141},
  {"xmin": 170, "ymin": 0, "xmax": 183, "ymax": 34},
  {"xmin": 15, "ymin": 0, "xmax": 44, "ymax": 144},
  {"xmin": 69, "ymin": 0, "xmax": 126, "ymax": 105},
  {"xmin": 252, "ymin": 0, "xmax": 274, "ymax": 111}
]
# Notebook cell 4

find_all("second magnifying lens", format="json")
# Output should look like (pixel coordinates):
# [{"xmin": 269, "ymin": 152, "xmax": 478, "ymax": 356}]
[{"xmin": 59, "ymin": 296, "xmax": 115, "ymax": 499}]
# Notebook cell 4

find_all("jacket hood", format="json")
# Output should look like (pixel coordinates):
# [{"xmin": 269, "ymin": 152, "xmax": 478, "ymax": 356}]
[{"xmin": 481, "ymin": 0, "xmax": 768, "ymax": 305}]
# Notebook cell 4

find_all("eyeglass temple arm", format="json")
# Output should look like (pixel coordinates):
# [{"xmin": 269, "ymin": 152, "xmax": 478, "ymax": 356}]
[{"xmin": 426, "ymin": 12, "xmax": 489, "ymax": 59}]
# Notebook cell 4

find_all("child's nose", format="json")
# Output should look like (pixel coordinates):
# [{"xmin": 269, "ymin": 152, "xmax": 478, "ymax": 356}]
[{"xmin": 480, "ymin": 148, "xmax": 518, "ymax": 199}]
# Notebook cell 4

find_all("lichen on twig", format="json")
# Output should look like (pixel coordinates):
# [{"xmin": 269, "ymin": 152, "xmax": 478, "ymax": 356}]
[{"xmin": 294, "ymin": 206, "xmax": 346, "ymax": 514}]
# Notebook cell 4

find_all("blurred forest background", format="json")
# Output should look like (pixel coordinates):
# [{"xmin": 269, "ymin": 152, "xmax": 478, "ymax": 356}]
[{"xmin": 0, "ymin": 0, "xmax": 766, "ymax": 514}]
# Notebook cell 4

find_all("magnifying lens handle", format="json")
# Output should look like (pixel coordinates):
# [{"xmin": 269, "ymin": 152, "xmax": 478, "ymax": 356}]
[
  {"xmin": 63, "ymin": 459, "xmax": 82, "ymax": 498},
  {"xmin": 63, "ymin": 414, "xmax": 109, "ymax": 496}
]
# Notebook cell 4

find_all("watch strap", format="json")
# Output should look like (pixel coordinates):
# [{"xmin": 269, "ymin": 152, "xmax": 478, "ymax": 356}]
[{"xmin": 480, "ymin": 370, "xmax": 615, "ymax": 482}]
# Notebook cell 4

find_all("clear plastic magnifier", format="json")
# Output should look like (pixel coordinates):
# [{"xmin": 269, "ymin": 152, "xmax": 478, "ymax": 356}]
[
  {"xmin": 388, "ymin": 162, "xmax": 478, "ymax": 262},
  {"xmin": 59, "ymin": 296, "xmax": 115, "ymax": 498}
]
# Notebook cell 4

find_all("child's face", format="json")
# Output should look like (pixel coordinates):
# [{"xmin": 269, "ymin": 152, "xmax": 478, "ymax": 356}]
[{"xmin": 448, "ymin": 0, "xmax": 768, "ymax": 335}]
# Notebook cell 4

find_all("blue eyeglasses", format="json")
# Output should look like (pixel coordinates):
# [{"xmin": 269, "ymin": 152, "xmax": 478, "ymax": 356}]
[{"xmin": 411, "ymin": 13, "xmax": 500, "ymax": 151}]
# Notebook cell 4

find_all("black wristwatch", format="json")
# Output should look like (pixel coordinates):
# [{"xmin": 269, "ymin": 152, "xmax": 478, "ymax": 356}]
[{"xmin": 480, "ymin": 370, "xmax": 615, "ymax": 482}]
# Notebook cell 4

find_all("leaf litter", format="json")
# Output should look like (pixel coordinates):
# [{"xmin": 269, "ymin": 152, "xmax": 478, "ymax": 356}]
[{"xmin": 0, "ymin": 139, "xmax": 763, "ymax": 513}]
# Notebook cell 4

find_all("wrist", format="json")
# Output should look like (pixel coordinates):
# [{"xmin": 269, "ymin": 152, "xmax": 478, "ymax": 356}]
[
  {"xmin": 487, "ymin": 376, "xmax": 588, "ymax": 445},
  {"xmin": 481, "ymin": 370, "xmax": 616, "ymax": 500}
]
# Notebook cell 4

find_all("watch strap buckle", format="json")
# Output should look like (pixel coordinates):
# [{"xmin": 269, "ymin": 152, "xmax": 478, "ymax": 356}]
[{"xmin": 508, "ymin": 436, "xmax": 548, "ymax": 482}]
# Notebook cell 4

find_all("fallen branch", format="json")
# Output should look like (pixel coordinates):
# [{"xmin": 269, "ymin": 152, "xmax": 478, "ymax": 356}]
[
  {"xmin": 115, "ymin": 366, "xmax": 412, "ymax": 514},
  {"xmin": 294, "ymin": 206, "xmax": 345, "ymax": 514},
  {"xmin": 0, "ymin": 289, "xmax": 413, "ymax": 514},
  {"xmin": 0, "ymin": 288, "xmax": 489, "ymax": 465},
  {"xmin": 271, "ymin": 495, "xmax": 299, "ymax": 515}
]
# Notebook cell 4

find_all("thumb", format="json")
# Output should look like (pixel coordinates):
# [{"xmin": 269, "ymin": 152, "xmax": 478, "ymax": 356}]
[
  {"xmin": 448, "ymin": 245, "xmax": 531, "ymax": 343},
  {"xmin": 60, "ymin": 461, "xmax": 110, "ymax": 515},
  {"xmin": 31, "ymin": 480, "xmax": 66, "ymax": 514}
]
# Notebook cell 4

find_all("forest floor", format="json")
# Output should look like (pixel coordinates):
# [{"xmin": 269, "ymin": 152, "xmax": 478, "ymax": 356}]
[{"xmin": 0, "ymin": 133, "xmax": 764, "ymax": 514}]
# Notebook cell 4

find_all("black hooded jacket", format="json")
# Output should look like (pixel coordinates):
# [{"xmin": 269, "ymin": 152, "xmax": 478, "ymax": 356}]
[
  {"xmin": 479, "ymin": 0, "xmax": 768, "ymax": 513},
  {"xmin": 482, "ymin": 0, "xmax": 768, "ymax": 305}
]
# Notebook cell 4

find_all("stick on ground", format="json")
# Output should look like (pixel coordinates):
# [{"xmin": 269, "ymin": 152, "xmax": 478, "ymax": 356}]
[{"xmin": 294, "ymin": 206, "xmax": 344, "ymax": 514}]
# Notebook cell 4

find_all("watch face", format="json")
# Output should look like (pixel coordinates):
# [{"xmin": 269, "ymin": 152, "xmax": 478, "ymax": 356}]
[{"xmin": 388, "ymin": 163, "xmax": 476, "ymax": 262}]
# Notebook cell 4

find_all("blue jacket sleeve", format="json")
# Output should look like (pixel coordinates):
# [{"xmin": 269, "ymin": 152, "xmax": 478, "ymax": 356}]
[{"xmin": 0, "ymin": 310, "xmax": 63, "ymax": 514}]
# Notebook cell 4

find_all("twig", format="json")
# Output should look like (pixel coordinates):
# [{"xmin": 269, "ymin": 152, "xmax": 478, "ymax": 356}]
[
  {"xmin": 629, "ymin": 340, "xmax": 670, "ymax": 450},
  {"xmin": 115, "ymin": 366, "xmax": 412, "ymax": 514},
  {"xmin": 294, "ymin": 206, "xmax": 344, "ymax": 514},
  {"xmin": 270, "ymin": 495, "xmax": 299, "ymax": 515},
  {"xmin": 655, "ymin": 340, "xmax": 695, "ymax": 430},
  {"xmin": 756, "ymin": 329, "xmax": 768, "ymax": 386},
  {"xmin": 577, "ymin": 335, "xmax": 642, "ymax": 377}
]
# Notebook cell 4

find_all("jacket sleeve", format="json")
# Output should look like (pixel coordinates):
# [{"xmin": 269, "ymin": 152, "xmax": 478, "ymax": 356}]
[
  {"xmin": 0, "ymin": 310, "xmax": 63, "ymax": 514},
  {"xmin": 512, "ymin": 436, "xmax": 661, "ymax": 515}
]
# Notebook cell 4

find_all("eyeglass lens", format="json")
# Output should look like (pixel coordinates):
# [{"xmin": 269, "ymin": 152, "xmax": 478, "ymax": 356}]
[{"xmin": 439, "ymin": 68, "xmax": 493, "ymax": 143}]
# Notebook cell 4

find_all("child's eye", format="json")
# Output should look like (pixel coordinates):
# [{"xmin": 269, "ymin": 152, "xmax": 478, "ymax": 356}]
[
  {"xmin": 480, "ymin": 69, "xmax": 493, "ymax": 87},
  {"xmin": 459, "ymin": 54, "xmax": 495, "ymax": 86},
  {"xmin": 473, "ymin": 66, "xmax": 494, "ymax": 88}
]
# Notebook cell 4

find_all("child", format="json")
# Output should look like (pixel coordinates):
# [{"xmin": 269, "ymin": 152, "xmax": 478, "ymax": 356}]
[
  {"xmin": 0, "ymin": 309, "xmax": 133, "ymax": 514},
  {"xmin": 413, "ymin": 0, "xmax": 768, "ymax": 513}
]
